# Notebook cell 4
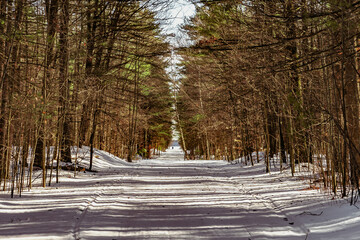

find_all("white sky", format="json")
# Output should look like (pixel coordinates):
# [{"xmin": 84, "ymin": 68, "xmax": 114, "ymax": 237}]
[
  {"xmin": 156, "ymin": 0, "xmax": 196, "ymax": 83},
  {"xmin": 160, "ymin": 0, "xmax": 196, "ymax": 46},
  {"xmin": 156, "ymin": 0, "xmax": 196, "ymax": 139}
]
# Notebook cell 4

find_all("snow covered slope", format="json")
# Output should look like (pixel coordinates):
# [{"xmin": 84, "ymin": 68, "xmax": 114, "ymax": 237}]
[{"xmin": 0, "ymin": 147, "xmax": 359, "ymax": 239}]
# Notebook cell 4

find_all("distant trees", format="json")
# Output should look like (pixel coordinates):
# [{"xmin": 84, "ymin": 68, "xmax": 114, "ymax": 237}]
[
  {"xmin": 0, "ymin": 0, "xmax": 173, "ymax": 194},
  {"xmin": 177, "ymin": 0, "xmax": 360, "ymax": 199}
]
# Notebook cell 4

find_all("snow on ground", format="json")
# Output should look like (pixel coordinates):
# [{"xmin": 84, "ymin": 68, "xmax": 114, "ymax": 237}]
[{"xmin": 0, "ymin": 146, "xmax": 359, "ymax": 239}]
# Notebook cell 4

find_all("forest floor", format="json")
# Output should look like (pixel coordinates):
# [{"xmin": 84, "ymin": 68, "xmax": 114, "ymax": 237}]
[{"xmin": 0, "ymin": 147, "xmax": 359, "ymax": 240}]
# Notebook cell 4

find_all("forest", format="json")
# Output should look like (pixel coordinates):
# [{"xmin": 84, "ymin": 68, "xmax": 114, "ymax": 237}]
[
  {"xmin": 0, "ymin": 0, "xmax": 173, "ymax": 193},
  {"xmin": 176, "ymin": 0, "xmax": 360, "ymax": 201},
  {"xmin": 1, "ymin": 0, "xmax": 360, "ymax": 202}
]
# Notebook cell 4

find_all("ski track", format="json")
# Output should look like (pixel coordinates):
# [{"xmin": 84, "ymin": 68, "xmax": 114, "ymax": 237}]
[
  {"xmin": 73, "ymin": 176, "xmax": 123, "ymax": 240},
  {"xmin": 231, "ymin": 178, "xmax": 309, "ymax": 239},
  {"xmin": 0, "ymin": 147, "xmax": 355, "ymax": 239},
  {"xmin": 73, "ymin": 166, "xmax": 138, "ymax": 240}
]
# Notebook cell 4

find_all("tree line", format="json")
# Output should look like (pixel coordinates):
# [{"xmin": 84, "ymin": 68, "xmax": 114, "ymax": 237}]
[
  {"xmin": 0, "ymin": 0, "xmax": 173, "ymax": 195},
  {"xmin": 176, "ymin": 0, "xmax": 360, "ymax": 200}
]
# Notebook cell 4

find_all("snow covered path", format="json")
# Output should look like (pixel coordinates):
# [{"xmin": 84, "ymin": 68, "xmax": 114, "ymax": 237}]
[
  {"xmin": 76, "ymin": 149, "xmax": 305, "ymax": 240},
  {"xmin": 1, "ymin": 147, "xmax": 360, "ymax": 239}
]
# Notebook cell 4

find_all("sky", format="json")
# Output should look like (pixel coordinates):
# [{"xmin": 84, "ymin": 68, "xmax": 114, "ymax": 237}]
[
  {"xmin": 150, "ymin": 0, "xmax": 195, "ymax": 88},
  {"xmin": 153, "ymin": 0, "xmax": 196, "ymax": 140},
  {"xmin": 160, "ymin": 0, "xmax": 196, "ymax": 47}
]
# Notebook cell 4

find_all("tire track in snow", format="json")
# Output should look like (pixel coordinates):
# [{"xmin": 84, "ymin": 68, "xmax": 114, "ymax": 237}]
[
  {"xmin": 229, "ymin": 176, "xmax": 310, "ymax": 239},
  {"xmin": 72, "ymin": 171, "xmax": 131, "ymax": 240},
  {"xmin": 73, "ymin": 184, "xmax": 106, "ymax": 240}
]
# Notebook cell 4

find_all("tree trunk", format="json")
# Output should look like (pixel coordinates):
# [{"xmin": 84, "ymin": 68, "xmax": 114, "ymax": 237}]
[
  {"xmin": 342, "ymin": 0, "xmax": 360, "ymax": 197},
  {"xmin": 0, "ymin": 0, "xmax": 11, "ymax": 185},
  {"xmin": 59, "ymin": 0, "xmax": 71, "ymax": 163},
  {"xmin": 79, "ymin": 0, "xmax": 99, "ymax": 147},
  {"xmin": 34, "ymin": 0, "xmax": 58, "ymax": 167}
]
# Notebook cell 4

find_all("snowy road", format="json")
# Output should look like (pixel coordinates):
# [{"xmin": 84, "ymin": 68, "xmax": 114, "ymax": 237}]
[
  {"xmin": 75, "ymin": 149, "xmax": 307, "ymax": 240},
  {"xmin": 0, "ymin": 147, "xmax": 360, "ymax": 239}
]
